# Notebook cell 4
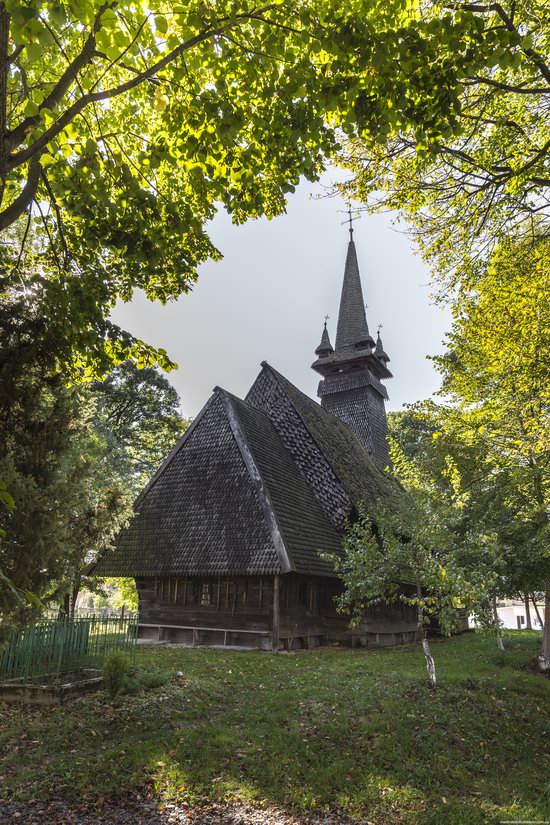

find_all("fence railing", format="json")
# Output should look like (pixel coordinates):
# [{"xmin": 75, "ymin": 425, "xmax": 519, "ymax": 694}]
[
  {"xmin": 0, "ymin": 616, "xmax": 138, "ymax": 685},
  {"xmin": 43, "ymin": 607, "xmax": 137, "ymax": 619}
]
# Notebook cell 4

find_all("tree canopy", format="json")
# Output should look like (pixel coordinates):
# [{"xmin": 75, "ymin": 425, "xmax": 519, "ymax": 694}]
[
  {"xmin": 2, "ymin": 0, "xmax": 548, "ymax": 372},
  {"xmin": 0, "ymin": 0, "xmax": 338, "ymax": 372},
  {"xmin": 337, "ymin": 0, "xmax": 549, "ymax": 286},
  {"xmin": 0, "ymin": 282, "xmax": 190, "ymax": 624},
  {"xmin": 92, "ymin": 360, "xmax": 190, "ymax": 493}
]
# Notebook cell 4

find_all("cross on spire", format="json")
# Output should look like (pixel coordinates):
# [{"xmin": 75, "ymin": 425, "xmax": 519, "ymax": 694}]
[{"xmin": 340, "ymin": 204, "xmax": 361, "ymax": 240}]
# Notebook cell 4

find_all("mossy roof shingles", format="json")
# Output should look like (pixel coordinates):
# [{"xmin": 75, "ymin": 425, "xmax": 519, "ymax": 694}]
[{"xmin": 94, "ymin": 385, "xmax": 342, "ymax": 578}]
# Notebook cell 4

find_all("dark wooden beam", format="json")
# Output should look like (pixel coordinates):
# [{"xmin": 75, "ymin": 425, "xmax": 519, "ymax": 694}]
[{"xmin": 272, "ymin": 574, "xmax": 280, "ymax": 654}]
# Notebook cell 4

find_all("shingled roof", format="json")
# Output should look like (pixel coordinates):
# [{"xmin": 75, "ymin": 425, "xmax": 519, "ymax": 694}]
[
  {"xmin": 253, "ymin": 363, "xmax": 400, "ymax": 511},
  {"xmin": 334, "ymin": 239, "xmax": 375, "ymax": 354},
  {"xmin": 93, "ymin": 359, "xmax": 402, "ymax": 579},
  {"xmin": 94, "ymin": 382, "xmax": 342, "ymax": 578}
]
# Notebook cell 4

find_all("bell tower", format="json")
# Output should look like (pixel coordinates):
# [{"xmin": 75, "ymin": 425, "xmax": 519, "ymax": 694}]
[{"xmin": 312, "ymin": 219, "xmax": 392, "ymax": 468}]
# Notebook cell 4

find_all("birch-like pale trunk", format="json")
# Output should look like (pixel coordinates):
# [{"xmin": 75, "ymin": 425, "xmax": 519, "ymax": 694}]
[
  {"xmin": 531, "ymin": 593, "xmax": 544, "ymax": 630},
  {"xmin": 538, "ymin": 580, "xmax": 550, "ymax": 672},
  {"xmin": 492, "ymin": 593, "xmax": 505, "ymax": 651},
  {"xmin": 416, "ymin": 582, "xmax": 436, "ymax": 687},
  {"xmin": 524, "ymin": 593, "xmax": 532, "ymax": 630}
]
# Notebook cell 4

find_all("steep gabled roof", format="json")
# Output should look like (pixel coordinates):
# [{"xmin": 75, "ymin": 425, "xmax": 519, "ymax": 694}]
[
  {"xmin": 224, "ymin": 392, "xmax": 341, "ymax": 576},
  {"xmin": 93, "ymin": 386, "xmax": 341, "ymax": 578},
  {"xmin": 258, "ymin": 363, "xmax": 400, "ymax": 510}
]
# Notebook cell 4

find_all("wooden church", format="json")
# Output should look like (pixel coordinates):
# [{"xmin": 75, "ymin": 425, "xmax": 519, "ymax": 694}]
[{"xmin": 95, "ymin": 226, "xmax": 418, "ymax": 650}]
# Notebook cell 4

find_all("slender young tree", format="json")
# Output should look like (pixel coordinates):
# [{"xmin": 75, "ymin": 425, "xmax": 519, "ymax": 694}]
[{"xmin": 335, "ymin": 437, "xmax": 490, "ymax": 686}]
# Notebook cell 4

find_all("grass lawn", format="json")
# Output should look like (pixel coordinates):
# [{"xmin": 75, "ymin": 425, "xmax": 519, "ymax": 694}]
[{"xmin": 1, "ymin": 631, "xmax": 549, "ymax": 824}]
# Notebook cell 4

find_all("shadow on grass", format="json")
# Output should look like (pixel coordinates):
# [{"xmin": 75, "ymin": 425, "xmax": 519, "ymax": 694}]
[{"xmin": 1, "ymin": 632, "xmax": 548, "ymax": 825}]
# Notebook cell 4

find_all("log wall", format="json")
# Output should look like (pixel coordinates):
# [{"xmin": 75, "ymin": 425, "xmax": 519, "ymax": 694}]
[{"xmin": 136, "ymin": 573, "xmax": 418, "ymax": 649}]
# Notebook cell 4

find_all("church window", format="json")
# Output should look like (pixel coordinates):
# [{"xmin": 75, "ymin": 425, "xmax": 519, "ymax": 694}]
[{"xmin": 200, "ymin": 582, "xmax": 211, "ymax": 606}]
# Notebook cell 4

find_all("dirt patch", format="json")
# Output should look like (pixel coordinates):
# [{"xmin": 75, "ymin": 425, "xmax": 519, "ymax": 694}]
[
  {"xmin": 0, "ymin": 798, "xmax": 360, "ymax": 825},
  {"xmin": 520, "ymin": 657, "xmax": 550, "ymax": 677}
]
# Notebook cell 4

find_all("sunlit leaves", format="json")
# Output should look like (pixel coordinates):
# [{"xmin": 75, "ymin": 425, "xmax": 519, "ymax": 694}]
[{"xmin": 338, "ymin": 1, "xmax": 549, "ymax": 289}]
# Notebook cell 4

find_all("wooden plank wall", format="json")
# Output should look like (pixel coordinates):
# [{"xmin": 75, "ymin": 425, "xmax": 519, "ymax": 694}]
[{"xmin": 136, "ymin": 573, "xmax": 418, "ymax": 645}]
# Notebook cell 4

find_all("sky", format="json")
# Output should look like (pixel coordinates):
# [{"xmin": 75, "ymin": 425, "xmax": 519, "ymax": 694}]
[{"xmin": 112, "ymin": 173, "xmax": 451, "ymax": 419}]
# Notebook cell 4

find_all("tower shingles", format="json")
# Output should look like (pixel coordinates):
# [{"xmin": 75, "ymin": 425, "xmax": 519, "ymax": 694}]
[
  {"xmin": 334, "ymin": 239, "xmax": 374, "ymax": 351},
  {"xmin": 312, "ymin": 234, "xmax": 392, "ymax": 468}
]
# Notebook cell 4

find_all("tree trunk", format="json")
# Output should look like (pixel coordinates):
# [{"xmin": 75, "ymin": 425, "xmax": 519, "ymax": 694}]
[
  {"xmin": 524, "ymin": 592, "xmax": 532, "ymax": 629},
  {"xmin": 61, "ymin": 591, "xmax": 70, "ymax": 617},
  {"xmin": 416, "ymin": 582, "xmax": 436, "ymax": 687},
  {"xmin": 538, "ymin": 580, "xmax": 550, "ymax": 672},
  {"xmin": 70, "ymin": 576, "xmax": 81, "ymax": 617},
  {"xmin": 531, "ymin": 593, "xmax": 544, "ymax": 630},
  {"xmin": 0, "ymin": 3, "xmax": 10, "ymax": 207},
  {"xmin": 492, "ymin": 593, "xmax": 505, "ymax": 651}
]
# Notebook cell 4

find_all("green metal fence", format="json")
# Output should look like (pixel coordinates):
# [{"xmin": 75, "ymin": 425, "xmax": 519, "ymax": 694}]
[{"xmin": 0, "ymin": 616, "xmax": 138, "ymax": 684}]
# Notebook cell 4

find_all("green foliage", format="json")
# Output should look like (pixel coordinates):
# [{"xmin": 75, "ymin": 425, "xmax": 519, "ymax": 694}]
[
  {"xmin": 113, "ymin": 666, "xmax": 171, "ymax": 696},
  {"xmin": 0, "ymin": 0, "xmax": 338, "ymax": 374},
  {"xmin": 91, "ymin": 361, "xmax": 190, "ymax": 494},
  {"xmin": 0, "ymin": 284, "xmax": 132, "ymax": 626},
  {"xmin": 433, "ymin": 232, "xmax": 550, "ymax": 587},
  {"xmin": 0, "ymin": 276, "xmax": 192, "ymax": 623},
  {"xmin": 2, "ymin": 0, "xmax": 547, "ymax": 375},
  {"xmin": 102, "ymin": 649, "xmax": 131, "ymax": 698},
  {"xmin": 338, "ymin": 0, "xmax": 550, "ymax": 288},
  {"xmin": 384, "ymin": 232, "xmax": 550, "ymax": 647},
  {"xmin": 103, "ymin": 577, "xmax": 139, "ymax": 612},
  {"xmin": 336, "ymin": 435, "xmax": 490, "ymax": 637}
]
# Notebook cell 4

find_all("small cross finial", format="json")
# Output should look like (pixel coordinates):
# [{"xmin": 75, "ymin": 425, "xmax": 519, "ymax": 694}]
[
  {"xmin": 324, "ymin": 314, "xmax": 329, "ymax": 326},
  {"xmin": 340, "ymin": 203, "xmax": 361, "ymax": 239},
  {"xmin": 378, "ymin": 323, "xmax": 383, "ymax": 334}
]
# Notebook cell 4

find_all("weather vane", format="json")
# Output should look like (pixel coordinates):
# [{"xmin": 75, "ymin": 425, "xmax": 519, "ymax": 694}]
[{"xmin": 340, "ymin": 204, "xmax": 361, "ymax": 239}]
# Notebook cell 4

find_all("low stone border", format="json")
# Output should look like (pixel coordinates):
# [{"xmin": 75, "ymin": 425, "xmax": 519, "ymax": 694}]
[{"xmin": 0, "ymin": 670, "xmax": 103, "ymax": 705}]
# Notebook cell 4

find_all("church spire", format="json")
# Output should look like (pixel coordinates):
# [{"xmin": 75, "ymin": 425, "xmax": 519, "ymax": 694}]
[
  {"xmin": 374, "ymin": 327, "xmax": 390, "ymax": 365},
  {"xmin": 315, "ymin": 318, "xmax": 334, "ymax": 358},
  {"xmin": 334, "ymin": 237, "xmax": 375, "ymax": 352},
  {"xmin": 311, "ymin": 225, "xmax": 393, "ymax": 468}
]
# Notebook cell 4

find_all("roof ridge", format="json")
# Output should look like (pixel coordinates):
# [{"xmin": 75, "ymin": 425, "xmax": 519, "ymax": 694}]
[
  {"xmin": 258, "ymin": 362, "xmax": 396, "ymax": 494},
  {"xmin": 260, "ymin": 361, "xmax": 368, "ymax": 444},
  {"xmin": 218, "ymin": 389, "xmax": 293, "ymax": 574}
]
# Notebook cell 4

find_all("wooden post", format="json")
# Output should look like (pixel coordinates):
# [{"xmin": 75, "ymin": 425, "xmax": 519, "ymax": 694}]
[
  {"xmin": 272, "ymin": 574, "xmax": 280, "ymax": 654},
  {"xmin": 174, "ymin": 577, "xmax": 179, "ymax": 604}
]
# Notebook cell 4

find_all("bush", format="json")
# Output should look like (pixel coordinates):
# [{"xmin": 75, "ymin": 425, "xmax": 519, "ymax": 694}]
[
  {"xmin": 118, "ymin": 669, "xmax": 171, "ymax": 696},
  {"xmin": 102, "ymin": 649, "xmax": 131, "ymax": 697}
]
